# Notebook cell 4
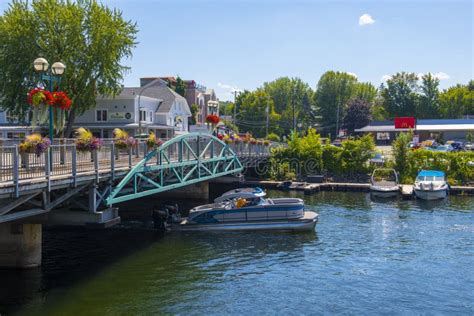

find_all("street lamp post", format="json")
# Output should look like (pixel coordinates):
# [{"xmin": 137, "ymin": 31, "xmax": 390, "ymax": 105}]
[
  {"xmin": 33, "ymin": 58, "xmax": 66, "ymax": 141},
  {"xmin": 137, "ymin": 84, "xmax": 157, "ymax": 137}
]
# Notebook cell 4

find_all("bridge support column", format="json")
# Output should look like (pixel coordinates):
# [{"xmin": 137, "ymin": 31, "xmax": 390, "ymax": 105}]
[{"xmin": 0, "ymin": 223, "xmax": 42, "ymax": 268}]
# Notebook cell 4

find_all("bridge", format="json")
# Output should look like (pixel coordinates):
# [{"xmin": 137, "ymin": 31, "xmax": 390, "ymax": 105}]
[
  {"xmin": 0, "ymin": 133, "xmax": 271, "ymax": 223},
  {"xmin": 0, "ymin": 133, "xmax": 272, "ymax": 267}
]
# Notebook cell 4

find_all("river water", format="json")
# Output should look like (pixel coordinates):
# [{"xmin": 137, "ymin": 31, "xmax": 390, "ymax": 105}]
[{"xmin": 1, "ymin": 191, "xmax": 473, "ymax": 315}]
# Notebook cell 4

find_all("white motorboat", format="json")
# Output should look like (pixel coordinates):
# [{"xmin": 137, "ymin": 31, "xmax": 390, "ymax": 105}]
[
  {"xmin": 370, "ymin": 168, "xmax": 399, "ymax": 198},
  {"xmin": 173, "ymin": 187, "xmax": 318, "ymax": 232},
  {"xmin": 414, "ymin": 170, "xmax": 449, "ymax": 200}
]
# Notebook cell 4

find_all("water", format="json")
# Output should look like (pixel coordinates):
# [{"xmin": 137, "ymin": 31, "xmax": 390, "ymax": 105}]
[{"xmin": 1, "ymin": 191, "xmax": 473, "ymax": 315}]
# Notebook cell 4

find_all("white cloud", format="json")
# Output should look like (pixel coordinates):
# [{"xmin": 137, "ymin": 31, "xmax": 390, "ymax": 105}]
[
  {"xmin": 359, "ymin": 14, "xmax": 375, "ymax": 26},
  {"xmin": 347, "ymin": 72, "xmax": 358, "ymax": 79},
  {"xmin": 381, "ymin": 75, "xmax": 392, "ymax": 82},
  {"xmin": 417, "ymin": 72, "xmax": 451, "ymax": 81},
  {"xmin": 433, "ymin": 72, "xmax": 450, "ymax": 80},
  {"xmin": 217, "ymin": 82, "xmax": 242, "ymax": 94}
]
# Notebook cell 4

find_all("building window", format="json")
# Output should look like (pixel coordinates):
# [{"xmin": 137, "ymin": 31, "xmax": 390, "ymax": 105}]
[
  {"xmin": 139, "ymin": 110, "xmax": 149, "ymax": 122},
  {"xmin": 149, "ymin": 111, "xmax": 153, "ymax": 122},
  {"xmin": 96, "ymin": 109, "xmax": 107, "ymax": 122}
]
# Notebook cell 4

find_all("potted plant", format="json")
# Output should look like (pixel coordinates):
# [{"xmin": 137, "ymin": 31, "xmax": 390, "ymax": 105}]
[
  {"xmin": 113, "ymin": 128, "xmax": 137, "ymax": 158},
  {"xmin": 75, "ymin": 127, "xmax": 103, "ymax": 152},
  {"xmin": 205, "ymin": 114, "xmax": 220, "ymax": 134},
  {"xmin": 18, "ymin": 133, "xmax": 51, "ymax": 169},
  {"xmin": 27, "ymin": 88, "xmax": 53, "ymax": 107},
  {"xmin": 146, "ymin": 132, "xmax": 163, "ymax": 150}
]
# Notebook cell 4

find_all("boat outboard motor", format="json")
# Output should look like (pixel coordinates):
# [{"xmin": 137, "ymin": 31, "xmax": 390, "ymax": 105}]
[
  {"xmin": 152, "ymin": 208, "xmax": 169, "ymax": 232},
  {"xmin": 162, "ymin": 203, "xmax": 182, "ymax": 224}
]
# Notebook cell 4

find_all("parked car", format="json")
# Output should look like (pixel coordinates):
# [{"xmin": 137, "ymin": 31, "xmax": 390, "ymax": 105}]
[
  {"xmin": 369, "ymin": 153, "xmax": 385, "ymax": 165},
  {"xmin": 465, "ymin": 142, "xmax": 474, "ymax": 151},
  {"xmin": 434, "ymin": 145, "xmax": 454, "ymax": 152},
  {"xmin": 449, "ymin": 141, "xmax": 465, "ymax": 152},
  {"xmin": 408, "ymin": 141, "xmax": 421, "ymax": 149}
]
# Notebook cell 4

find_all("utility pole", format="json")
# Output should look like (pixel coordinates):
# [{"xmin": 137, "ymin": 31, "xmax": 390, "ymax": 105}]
[
  {"xmin": 335, "ymin": 97, "xmax": 340, "ymax": 139},
  {"xmin": 292, "ymin": 86, "xmax": 296, "ymax": 132},
  {"xmin": 233, "ymin": 90, "xmax": 237, "ymax": 124},
  {"xmin": 266, "ymin": 95, "xmax": 270, "ymax": 138}
]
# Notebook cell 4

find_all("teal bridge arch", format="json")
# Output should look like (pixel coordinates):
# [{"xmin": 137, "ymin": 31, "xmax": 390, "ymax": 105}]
[{"xmin": 106, "ymin": 133, "xmax": 243, "ymax": 205}]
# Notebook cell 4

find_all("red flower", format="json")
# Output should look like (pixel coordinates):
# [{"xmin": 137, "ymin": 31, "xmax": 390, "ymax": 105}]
[
  {"xmin": 217, "ymin": 134, "xmax": 224, "ymax": 140},
  {"xmin": 27, "ymin": 88, "xmax": 53, "ymax": 107},
  {"xmin": 51, "ymin": 91, "xmax": 72, "ymax": 110},
  {"xmin": 206, "ymin": 114, "xmax": 220, "ymax": 125}
]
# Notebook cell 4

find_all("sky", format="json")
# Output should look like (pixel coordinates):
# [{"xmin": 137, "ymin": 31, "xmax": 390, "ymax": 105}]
[{"xmin": 1, "ymin": 0, "xmax": 472, "ymax": 101}]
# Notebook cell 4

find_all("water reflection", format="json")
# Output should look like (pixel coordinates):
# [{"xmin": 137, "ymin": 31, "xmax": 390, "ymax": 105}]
[{"xmin": 1, "ymin": 190, "xmax": 473, "ymax": 315}]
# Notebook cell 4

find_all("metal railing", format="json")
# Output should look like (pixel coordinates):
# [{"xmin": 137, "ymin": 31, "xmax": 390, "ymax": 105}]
[{"xmin": 0, "ymin": 137, "xmax": 271, "ymax": 196}]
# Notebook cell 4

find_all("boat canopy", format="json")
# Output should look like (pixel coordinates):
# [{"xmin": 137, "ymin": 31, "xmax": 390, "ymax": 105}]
[
  {"xmin": 215, "ymin": 187, "xmax": 266, "ymax": 203},
  {"xmin": 418, "ymin": 170, "xmax": 445, "ymax": 177}
]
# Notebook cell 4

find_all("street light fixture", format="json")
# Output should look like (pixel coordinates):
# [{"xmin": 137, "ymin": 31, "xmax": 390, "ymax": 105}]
[
  {"xmin": 51, "ymin": 62, "xmax": 66, "ymax": 76},
  {"xmin": 33, "ymin": 57, "xmax": 66, "ymax": 141}
]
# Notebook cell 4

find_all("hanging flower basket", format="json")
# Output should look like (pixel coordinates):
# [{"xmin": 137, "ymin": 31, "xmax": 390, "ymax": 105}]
[
  {"xmin": 205, "ymin": 114, "xmax": 220, "ymax": 125},
  {"xmin": 19, "ymin": 133, "xmax": 51, "ymax": 157},
  {"xmin": 75, "ymin": 127, "xmax": 103, "ymax": 152},
  {"xmin": 113, "ymin": 128, "xmax": 136, "ymax": 150},
  {"xmin": 27, "ymin": 88, "xmax": 53, "ymax": 107},
  {"xmin": 51, "ymin": 91, "xmax": 72, "ymax": 110},
  {"xmin": 146, "ymin": 132, "xmax": 163, "ymax": 149}
]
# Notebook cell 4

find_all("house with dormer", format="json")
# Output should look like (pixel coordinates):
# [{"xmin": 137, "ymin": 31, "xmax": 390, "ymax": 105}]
[{"xmin": 73, "ymin": 79, "xmax": 191, "ymax": 139}]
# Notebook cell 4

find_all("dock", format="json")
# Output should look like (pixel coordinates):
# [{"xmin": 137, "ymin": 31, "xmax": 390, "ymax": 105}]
[
  {"xmin": 211, "ymin": 177, "xmax": 474, "ymax": 198},
  {"xmin": 400, "ymin": 185, "xmax": 414, "ymax": 199}
]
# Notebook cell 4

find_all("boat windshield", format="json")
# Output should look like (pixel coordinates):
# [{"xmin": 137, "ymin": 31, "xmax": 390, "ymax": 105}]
[{"xmin": 417, "ymin": 176, "xmax": 444, "ymax": 182}]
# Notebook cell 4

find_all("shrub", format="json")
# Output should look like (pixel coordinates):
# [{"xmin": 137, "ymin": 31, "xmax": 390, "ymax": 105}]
[{"xmin": 266, "ymin": 133, "xmax": 280, "ymax": 142}]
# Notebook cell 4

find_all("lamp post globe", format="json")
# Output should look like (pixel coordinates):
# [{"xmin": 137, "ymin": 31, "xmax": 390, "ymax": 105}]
[
  {"xmin": 51, "ymin": 62, "xmax": 66, "ymax": 76},
  {"xmin": 33, "ymin": 57, "xmax": 49, "ymax": 73}
]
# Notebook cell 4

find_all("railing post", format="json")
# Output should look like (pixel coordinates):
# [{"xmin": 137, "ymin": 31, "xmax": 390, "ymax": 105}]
[
  {"xmin": 179, "ymin": 139, "xmax": 183, "ymax": 162},
  {"xmin": 93, "ymin": 149, "xmax": 99, "ymax": 183},
  {"xmin": 72, "ymin": 145, "xmax": 77, "ymax": 187},
  {"xmin": 45, "ymin": 150, "xmax": 51, "ymax": 192},
  {"xmin": 111, "ymin": 143, "xmax": 115, "ymax": 181},
  {"xmin": 128, "ymin": 147, "xmax": 132, "ymax": 169},
  {"xmin": 13, "ymin": 145, "xmax": 19, "ymax": 198}
]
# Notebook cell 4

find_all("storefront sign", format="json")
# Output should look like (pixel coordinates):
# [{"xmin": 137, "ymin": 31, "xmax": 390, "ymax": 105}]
[
  {"xmin": 413, "ymin": 134, "xmax": 419, "ymax": 144},
  {"xmin": 110, "ymin": 112, "xmax": 132, "ymax": 120},
  {"xmin": 394, "ymin": 117, "xmax": 416, "ymax": 129}
]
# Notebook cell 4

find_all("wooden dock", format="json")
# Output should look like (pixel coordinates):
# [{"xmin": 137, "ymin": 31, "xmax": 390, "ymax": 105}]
[
  {"xmin": 400, "ymin": 185, "xmax": 414, "ymax": 199},
  {"xmin": 211, "ymin": 177, "xmax": 474, "ymax": 197}
]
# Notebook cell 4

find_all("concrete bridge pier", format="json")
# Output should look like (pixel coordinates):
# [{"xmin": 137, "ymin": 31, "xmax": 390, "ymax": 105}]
[{"xmin": 0, "ymin": 223, "xmax": 42, "ymax": 268}]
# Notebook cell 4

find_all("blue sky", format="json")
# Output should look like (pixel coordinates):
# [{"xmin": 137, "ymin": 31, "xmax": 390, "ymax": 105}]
[{"xmin": 1, "ymin": 0, "xmax": 472, "ymax": 100}]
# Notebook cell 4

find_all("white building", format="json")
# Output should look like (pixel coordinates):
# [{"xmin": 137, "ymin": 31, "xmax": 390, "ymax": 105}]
[{"xmin": 74, "ymin": 79, "xmax": 191, "ymax": 139}]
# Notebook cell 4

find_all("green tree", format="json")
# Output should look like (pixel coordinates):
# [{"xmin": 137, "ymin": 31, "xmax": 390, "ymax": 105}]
[
  {"xmin": 381, "ymin": 72, "xmax": 419, "ymax": 118},
  {"xmin": 314, "ymin": 71, "xmax": 358, "ymax": 136},
  {"xmin": 392, "ymin": 131, "xmax": 413, "ymax": 183},
  {"xmin": 235, "ymin": 90, "xmax": 281, "ymax": 138},
  {"xmin": 343, "ymin": 98, "xmax": 372, "ymax": 134},
  {"xmin": 0, "ymin": 0, "xmax": 138, "ymax": 136},
  {"xmin": 190, "ymin": 104, "xmax": 199, "ymax": 125},
  {"xmin": 263, "ymin": 77, "xmax": 316, "ymax": 135},
  {"xmin": 417, "ymin": 73, "xmax": 440, "ymax": 118},
  {"xmin": 354, "ymin": 82, "xmax": 377, "ymax": 103},
  {"xmin": 174, "ymin": 75, "xmax": 186, "ymax": 97},
  {"xmin": 439, "ymin": 82, "xmax": 473, "ymax": 118}
]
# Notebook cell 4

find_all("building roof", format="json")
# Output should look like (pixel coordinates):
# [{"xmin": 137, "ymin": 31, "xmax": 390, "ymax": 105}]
[
  {"xmin": 355, "ymin": 119, "xmax": 474, "ymax": 132},
  {"xmin": 120, "ymin": 80, "xmax": 190, "ymax": 114},
  {"xmin": 71, "ymin": 122, "xmax": 176, "ymax": 130}
]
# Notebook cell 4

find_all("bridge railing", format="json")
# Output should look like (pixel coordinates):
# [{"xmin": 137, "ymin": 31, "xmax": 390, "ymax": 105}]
[{"xmin": 0, "ymin": 136, "xmax": 272, "ymax": 196}]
